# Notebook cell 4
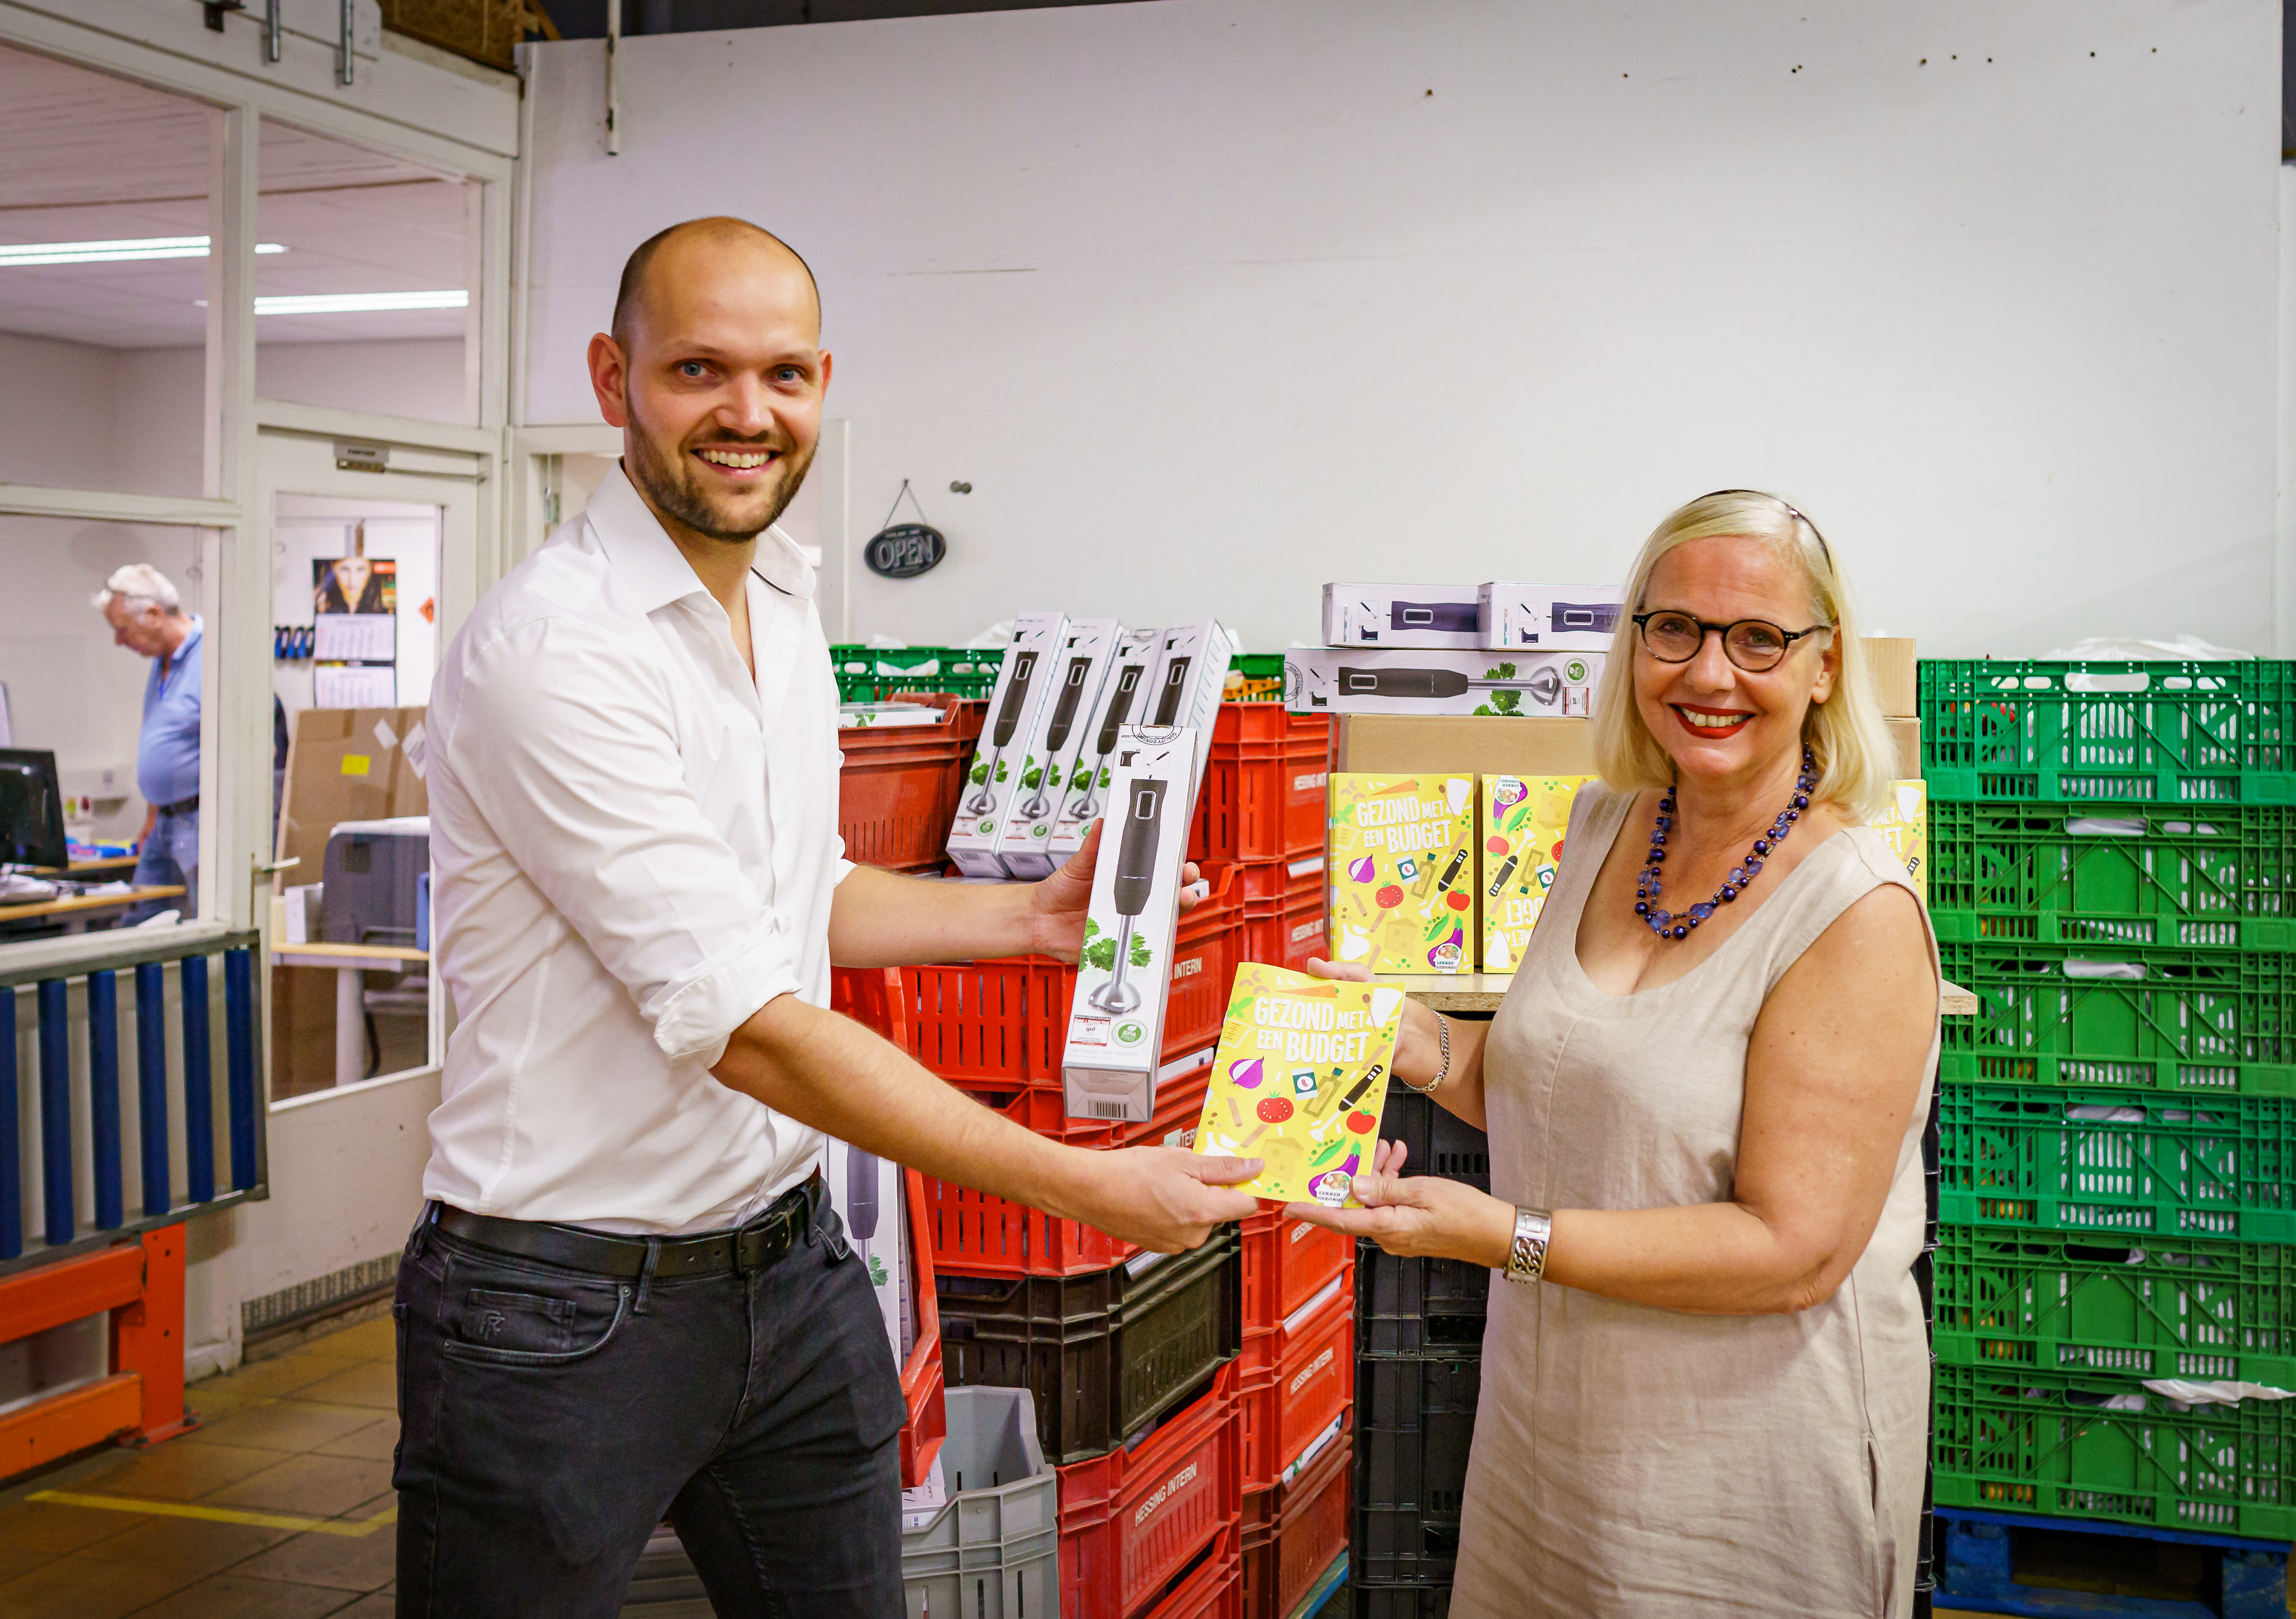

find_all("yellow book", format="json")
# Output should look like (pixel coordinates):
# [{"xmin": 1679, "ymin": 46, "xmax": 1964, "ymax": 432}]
[
  {"xmin": 1327, "ymin": 773, "xmax": 1475, "ymax": 973},
  {"xmin": 1480, "ymin": 774, "xmax": 1594, "ymax": 972},
  {"xmin": 1191, "ymin": 964, "xmax": 1405, "ymax": 1207},
  {"xmin": 1870, "ymin": 779, "xmax": 1928, "ymax": 905}
]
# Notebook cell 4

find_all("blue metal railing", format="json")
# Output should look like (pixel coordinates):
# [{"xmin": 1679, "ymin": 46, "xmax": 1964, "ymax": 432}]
[{"xmin": 1, "ymin": 930, "xmax": 267, "ymax": 1273}]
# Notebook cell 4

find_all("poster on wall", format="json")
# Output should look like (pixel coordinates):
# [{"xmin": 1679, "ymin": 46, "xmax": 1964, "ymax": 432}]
[
  {"xmin": 314, "ymin": 557, "xmax": 399, "ymax": 708},
  {"xmin": 314, "ymin": 556, "xmax": 396, "ymax": 615}
]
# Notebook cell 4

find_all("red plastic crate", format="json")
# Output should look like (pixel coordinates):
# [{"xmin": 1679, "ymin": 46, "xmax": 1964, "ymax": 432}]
[
  {"xmin": 1146, "ymin": 1527, "xmax": 1245, "ymax": 1619},
  {"xmin": 917, "ymin": 1079, "xmax": 1208, "ymax": 1280},
  {"xmin": 1228, "ymin": 854, "xmax": 1326, "ymax": 906},
  {"xmin": 1059, "ymin": 1361, "xmax": 1243, "ymax": 1619},
  {"xmin": 1240, "ymin": 1431, "xmax": 1351, "ymax": 1619},
  {"xmin": 835, "ymin": 695, "xmax": 986, "ymax": 870},
  {"xmin": 1240, "ymin": 891, "xmax": 1326, "ymax": 976},
  {"xmin": 897, "ymin": 1166, "xmax": 947, "ymax": 1490},
  {"xmin": 1239, "ymin": 1211, "xmax": 1352, "ymax": 1333},
  {"xmin": 1189, "ymin": 706, "xmax": 1332, "ymax": 866},
  {"xmin": 875, "ymin": 865, "xmax": 1241, "ymax": 1091},
  {"xmin": 1238, "ymin": 1272, "xmax": 1355, "ymax": 1492}
]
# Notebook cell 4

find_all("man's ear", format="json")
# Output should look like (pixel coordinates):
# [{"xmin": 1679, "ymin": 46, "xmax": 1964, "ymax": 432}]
[{"xmin": 587, "ymin": 331, "xmax": 631, "ymax": 429}]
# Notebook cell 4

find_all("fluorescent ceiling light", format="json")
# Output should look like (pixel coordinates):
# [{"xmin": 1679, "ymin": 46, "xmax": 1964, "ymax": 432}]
[
  {"xmin": 0, "ymin": 235, "xmax": 285, "ymax": 266},
  {"xmin": 255, "ymin": 290, "xmax": 468, "ymax": 315}
]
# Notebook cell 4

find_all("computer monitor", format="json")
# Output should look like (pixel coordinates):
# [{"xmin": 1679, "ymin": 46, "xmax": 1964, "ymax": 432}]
[{"xmin": 0, "ymin": 749, "xmax": 69, "ymax": 871}]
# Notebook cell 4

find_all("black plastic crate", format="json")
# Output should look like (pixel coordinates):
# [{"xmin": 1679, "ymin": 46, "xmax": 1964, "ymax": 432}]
[
  {"xmin": 1356, "ymin": 1239, "xmax": 1488, "ymax": 1357},
  {"xmin": 1379, "ymin": 1088, "xmax": 1491, "ymax": 1191},
  {"xmin": 1352, "ymin": 1355, "xmax": 1480, "ymax": 1587},
  {"xmin": 1351, "ymin": 1583, "xmax": 1451, "ymax": 1618},
  {"xmin": 937, "ymin": 1226, "xmax": 1240, "ymax": 1465}
]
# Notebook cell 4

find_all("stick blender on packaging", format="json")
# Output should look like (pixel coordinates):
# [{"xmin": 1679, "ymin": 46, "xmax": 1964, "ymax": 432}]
[
  {"xmin": 1088, "ymin": 773, "xmax": 1168, "ymax": 1017},
  {"xmin": 965, "ymin": 649, "xmax": 1039, "ymax": 813},
  {"xmin": 1069, "ymin": 660, "xmax": 1146, "ymax": 823},
  {"xmin": 1019, "ymin": 655, "xmax": 1093, "ymax": 821},
  {"xmin": 1333, "ymin": 664, "xmax": 1565, "ymax": 705}
]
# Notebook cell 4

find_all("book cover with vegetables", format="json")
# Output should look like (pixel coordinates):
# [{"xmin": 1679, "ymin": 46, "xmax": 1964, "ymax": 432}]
[
  {"xmin": 1191, "ymin": 965, "xmax": 1406, "ymax": 1207},
  {"xmin": 1870, "ymin": 779, "xmax": 1928, "ymax": 906},
  {"xmin": 1327, "ymin": 773, "xmax": 1475, "ymax": 973},
  {"xmin": 1481, "ymin": 775, "xmax": 1593, "ymax": 972}
]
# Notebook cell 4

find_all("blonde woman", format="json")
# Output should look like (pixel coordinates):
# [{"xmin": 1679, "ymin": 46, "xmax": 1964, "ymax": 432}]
[{"xmin": 1294, "ymin": 491, "xmax": 1940, "ymax": 1617}]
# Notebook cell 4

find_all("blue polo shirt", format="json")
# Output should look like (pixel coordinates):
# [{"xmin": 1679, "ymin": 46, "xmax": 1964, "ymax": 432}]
[{"xmin": 137, "ymin": 615, "xmax": 203, "ymax": 809}]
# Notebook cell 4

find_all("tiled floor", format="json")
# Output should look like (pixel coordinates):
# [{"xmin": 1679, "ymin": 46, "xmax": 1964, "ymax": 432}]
[{"xmin": 0, "ymin": 1316, "xmax": 398, "ymax": 1619}]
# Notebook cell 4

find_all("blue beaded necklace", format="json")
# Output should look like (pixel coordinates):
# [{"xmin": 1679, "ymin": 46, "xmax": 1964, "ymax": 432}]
[{"xmin": 1635, "ymin": 746, "xmax": 1818, "ymax": 941}]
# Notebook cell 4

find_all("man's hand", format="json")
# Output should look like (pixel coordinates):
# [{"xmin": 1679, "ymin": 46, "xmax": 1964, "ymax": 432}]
[
  {"xmin": 1027, "ymin": 819, "xmax": 1204, "ymax": 963},
  {"xmin": 1060, "ymin": 1144, "xmax": 1263, "ymax": 1253}
]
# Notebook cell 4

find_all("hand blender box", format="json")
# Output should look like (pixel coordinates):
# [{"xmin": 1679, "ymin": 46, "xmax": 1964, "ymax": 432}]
[
  {"xmin": 1143, "ymin": 618, "xmax": 1236, "ymax": 799},
  {"xmin": 820, "ymin": 1137, "xmax": 904, "ymax": 1366},
  {"xmin": 1286, "ymin": 648, "xmax": 1604, "ymax": 717},
  {"xmin": 1322, "ymin": 584, "xmax": 1486, "ymax": 650},
  {"xmin": 946, "ymin": 612, "xmax": 1069, "ymax": 877},
  {"xmin": 1327, "ymin": 773, "xmax": 1476, "ymax": 973},
  {"xmin": 1060, "ymin": 725, "xmax": 1199, "ymax": 1123},
  {"xmin": 1480, "ymin": 774, "xmax": 1594, "ymax": 973},
  {"xmin": 1478, "ymin": 583, "xmax": 1625, "ymax": 652},
  {"xmin": 1047, "ymin": 625, "xmax": 1163, "ymax": 869},
  {"xmin": 994, "ymin": 617, "xmax": 1122, "ymax": 878},
  {"xmin": 1189, "ymin": 964, "xmax": 1405, "ymax": 1206}
]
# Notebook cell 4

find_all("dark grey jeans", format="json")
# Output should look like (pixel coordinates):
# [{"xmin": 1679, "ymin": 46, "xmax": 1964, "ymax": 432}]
[{"xmin": 392, "ymin": 1194, "xmax": 906, "ymax": 1618}]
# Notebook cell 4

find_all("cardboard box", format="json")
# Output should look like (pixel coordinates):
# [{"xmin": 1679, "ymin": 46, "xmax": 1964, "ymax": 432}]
[
  {"xmin": 1047, "ymin": 625, "xmax": 1163, "ymax": 869},
  {"xmin": 277, "ymin": 705, "xmax": 429, "ymax": 879},
  {"xmin": 1327, "ymin": 773, "xmax": 1475, "ymax": 973},
  {"xmin": 1321, "ymin": 584, "xmax": 1484, "ymax": 650},
  {"xmin": 1889, "ymin": 717, "xmax": 1920, "ymax": 779},
  {"xmin": 1061, "ymin": 726, "xmax": 1199, "ymax": 1122},
  {"xmin": 1287, "ymin": 649, "xmax": 1603, "ymax": 717},
  {"xmin": 1864, "ymin": 637, "xmax": 1918, "ymax": 719},
  {"xmin": 947, "ymin": 612, "xmax": 1069, "ymax": 877},
  {"xmin": 1478, "ymin": 583, "xmax": 1625, "ymax": 652},
  {"xmin": 995, "ymin": 617, "xmax": 1122, "ymax": 878},
  {"xmin": 1480, "ymin": 775, "xmax": 1593, "ymax": 972},
  {"xmin": 1143, "ymin": 618, "xmax": 1235, "ymax": 797}
]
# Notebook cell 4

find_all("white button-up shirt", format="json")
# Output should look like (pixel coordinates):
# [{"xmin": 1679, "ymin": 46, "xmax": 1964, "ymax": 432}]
[{"xmin": 422, "ymin": 463, "xmax": 848, "ymax": 1234}]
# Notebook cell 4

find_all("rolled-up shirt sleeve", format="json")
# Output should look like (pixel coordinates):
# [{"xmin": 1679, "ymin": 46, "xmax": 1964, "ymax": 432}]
[{"xmin": 442, "ymin": 615, "xmax": 796, "ymax": 1064}]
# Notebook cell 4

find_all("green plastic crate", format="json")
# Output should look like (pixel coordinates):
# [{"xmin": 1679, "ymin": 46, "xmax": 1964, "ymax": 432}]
[
  {"xmin": 1229, "ymin": 652, "xmax": 1286, "ymax": 702},
  {"xmin": 1929, "ymin": 801, "xmax": 2296, "ymax": 952},
  {"xmin": 1939, "ymin": 941, "xmax": 2296, "ymax": 1096},
  {"xmin": 1933, "ymin": 1226, "xmax": 2296, "ymax": 1386},
  {"xmin": 1938, "ymin": 1085, "xmax": 2296, "ymax": 1242},
  {"xmin": 827, "ymin": 645, "xmax": 1006, "ymax": 701},
  {"xmin": 1932, "ymin": 1361, "xmax": 2296, "ymax": 1540},
  {"xmin": 1920, "ymin": 659, "xmax": 2296, "ymax": 804}
]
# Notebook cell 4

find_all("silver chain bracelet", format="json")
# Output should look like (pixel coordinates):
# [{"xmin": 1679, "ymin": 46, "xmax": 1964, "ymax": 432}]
[{"xmin": 1398, "ymin": 1011, "xmax": 1451, "ymax": 1094}]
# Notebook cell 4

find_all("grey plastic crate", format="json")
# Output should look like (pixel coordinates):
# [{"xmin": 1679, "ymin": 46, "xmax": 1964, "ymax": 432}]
[
  {"xmin": 618, "ymin": 1387, "xmax": 1057, "ymax": 1618},
  {"xmin": 902, "ymin": 1385, "xmax": 1060, "ymax": 1619}
]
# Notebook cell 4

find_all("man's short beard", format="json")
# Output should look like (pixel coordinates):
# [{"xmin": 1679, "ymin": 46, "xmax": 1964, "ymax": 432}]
[{"xmin": 625, "ymin": 395, "xmax": 813, "ymax": 543}]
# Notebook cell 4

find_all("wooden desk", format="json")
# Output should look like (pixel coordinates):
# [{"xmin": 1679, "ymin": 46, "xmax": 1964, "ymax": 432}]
[
  {"xmin": 0, "ymin": 885, "xmax": 184, "ymax": 933},
  {"xmin": 1395, "ymin": 973, "xmax": 1979, "ymax": 1018},
  {"xmin": 272, "ymin": 942, "xmax": 430, "ymax": 1088},
  {"xmin": 70, "ymin": 855, "xmax": 140, "ymax": 879}
]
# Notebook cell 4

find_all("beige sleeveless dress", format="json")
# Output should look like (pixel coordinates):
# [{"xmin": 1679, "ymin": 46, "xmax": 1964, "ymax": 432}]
[{"xmin": 1449, "ymin": 782, "xmax": 1939, "ymax": 1619}]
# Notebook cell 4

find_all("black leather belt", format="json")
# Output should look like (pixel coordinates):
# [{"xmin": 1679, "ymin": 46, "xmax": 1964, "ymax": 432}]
[
  {"xmin": 156, "ymin": 795, "xmax": 199, "ymax": 816},
  {"xmin": 432, "ymin": 1171, "xmax": 822, "ymax": 1280}
]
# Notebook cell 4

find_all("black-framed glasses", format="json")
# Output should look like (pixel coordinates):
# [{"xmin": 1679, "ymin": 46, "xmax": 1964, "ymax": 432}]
[{"xmin": 1631, "ymin": 611, "xmax": 1830, "ymax": 673}]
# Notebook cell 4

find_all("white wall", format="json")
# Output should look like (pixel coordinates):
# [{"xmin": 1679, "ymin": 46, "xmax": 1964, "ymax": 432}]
[{"xmin": 522, "ymin": 0, "xmax": 2280, "ymax": 657}]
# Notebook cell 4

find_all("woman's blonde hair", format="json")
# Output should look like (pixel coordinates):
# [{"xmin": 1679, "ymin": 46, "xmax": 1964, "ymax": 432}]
[{"xmin": 1589, "ymin": 490, "xmax": 1898, "ymax": 822}]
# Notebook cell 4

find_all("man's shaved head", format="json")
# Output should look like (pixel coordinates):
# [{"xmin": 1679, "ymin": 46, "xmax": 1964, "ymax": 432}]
[{"xmin": 610, "ymin": 217, "xmax": 821, "ymax": 349}]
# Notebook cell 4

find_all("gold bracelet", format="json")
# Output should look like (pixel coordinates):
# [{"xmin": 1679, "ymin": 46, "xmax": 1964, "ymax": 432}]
[{"xmin": 1398, "ymin": 1011, "xmax": 1451, "ymax": 1094}]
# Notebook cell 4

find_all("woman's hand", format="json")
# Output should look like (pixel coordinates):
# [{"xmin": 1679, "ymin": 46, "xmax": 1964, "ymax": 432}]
[
  {"xmin": 1283, "ymin": 1140, "xmax": 1515, "ymax": 1270},
  {"xmin": 1304, "ymin": 957, "xmax": 1446, "ymax": 1091}
]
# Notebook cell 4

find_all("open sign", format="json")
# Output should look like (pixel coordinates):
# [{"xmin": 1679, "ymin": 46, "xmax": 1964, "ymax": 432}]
[{"xmin": 864, "ymin": 522, "xmax": 945, "ymax": 579}]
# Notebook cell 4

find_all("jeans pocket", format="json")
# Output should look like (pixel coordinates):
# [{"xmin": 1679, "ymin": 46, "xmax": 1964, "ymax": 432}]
[{"xmin": 437, "ymin": 1256, "xmax": 634, "ymax": 1368}]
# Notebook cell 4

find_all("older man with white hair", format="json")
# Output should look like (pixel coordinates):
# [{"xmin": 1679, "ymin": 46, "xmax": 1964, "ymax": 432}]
[{"xmin": 93, "ymin": 563, "xmax": 201, "ymax": 920}]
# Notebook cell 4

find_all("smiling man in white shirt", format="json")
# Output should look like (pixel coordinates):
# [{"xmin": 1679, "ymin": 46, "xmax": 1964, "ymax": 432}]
[{"xmin": 393, "ymin": 217, "xmax": 1258, "ymax": 1618}]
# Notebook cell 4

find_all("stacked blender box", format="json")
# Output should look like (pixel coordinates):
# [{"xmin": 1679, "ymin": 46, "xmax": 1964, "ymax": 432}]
[
  {"xmin": 1919, "ymin": 652, "xmax": 2296, "ymax": 1603},
  {"xmin": 1285, "ymin": 582, "xmax": 1618, "ymax": 719},
  {"xmin": 881, "ymin": 607, "xmax": 1362, "ymax": 1618}
]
